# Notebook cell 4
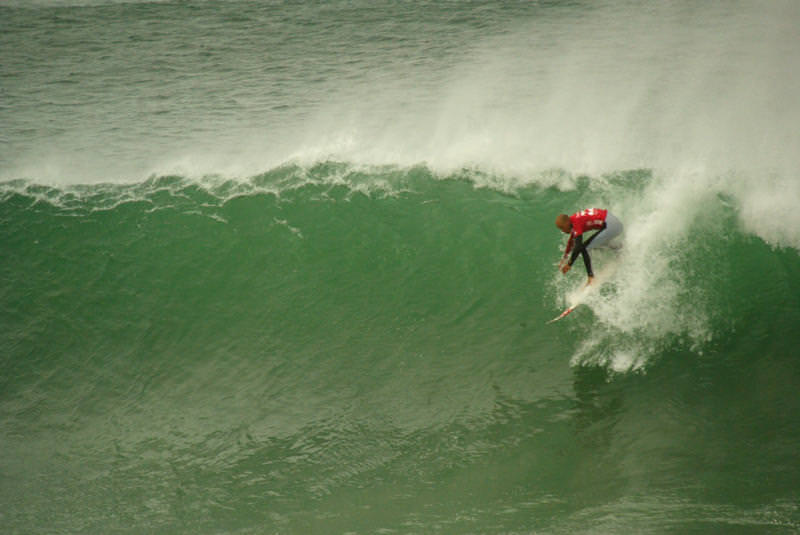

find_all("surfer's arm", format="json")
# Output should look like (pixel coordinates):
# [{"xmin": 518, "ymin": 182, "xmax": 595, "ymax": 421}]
[{"xmin": 560, "ymin": 236, "xmax": 574, "ymax": 267}]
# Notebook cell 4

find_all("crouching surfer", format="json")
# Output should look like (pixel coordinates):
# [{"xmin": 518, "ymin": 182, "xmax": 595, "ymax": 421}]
[{"xmin": 556, "ymin": 208, "xmax": 623, "ymax": 286}]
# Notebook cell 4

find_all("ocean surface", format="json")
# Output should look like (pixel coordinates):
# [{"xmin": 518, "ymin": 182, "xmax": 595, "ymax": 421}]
[{"xmin": 2, "ymin": 1, "xmax": 800, "ymax": 533}]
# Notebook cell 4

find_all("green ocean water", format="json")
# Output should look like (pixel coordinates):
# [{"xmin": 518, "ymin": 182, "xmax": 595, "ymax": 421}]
[{"xmin": 2, "ymin": 1, "xmax": 800, "ymax": 533}]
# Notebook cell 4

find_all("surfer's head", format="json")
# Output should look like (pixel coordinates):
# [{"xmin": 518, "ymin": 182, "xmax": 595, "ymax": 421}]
[{"xmin": 555, "ymin": 214, "xmax": 571, "ymax": 233}]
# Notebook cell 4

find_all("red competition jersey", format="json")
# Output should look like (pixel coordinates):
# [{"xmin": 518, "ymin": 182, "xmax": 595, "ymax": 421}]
[
  {"xmin": 563, "ymin": 208, "xmax": 608, "ymax": 259},
  {"xmin": 570, "ymin": 208, "xmax": 607, "ymax": 237}
]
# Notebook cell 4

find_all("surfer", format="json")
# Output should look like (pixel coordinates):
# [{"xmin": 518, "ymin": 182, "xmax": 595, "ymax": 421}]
[{"xmin": 556, "ymin": 208, "xmax": 623, "ymax": 285}]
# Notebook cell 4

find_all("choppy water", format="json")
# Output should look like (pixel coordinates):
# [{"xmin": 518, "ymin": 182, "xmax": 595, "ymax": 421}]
[{"xmin": 2, "ymin": 1, "xmax": 800, "ymax": 533}]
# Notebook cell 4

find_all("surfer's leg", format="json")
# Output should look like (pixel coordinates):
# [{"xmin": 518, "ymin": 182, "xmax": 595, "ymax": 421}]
[{"xmin": 586, "ymin": 213, "xmax": 623, "ymax": 251}]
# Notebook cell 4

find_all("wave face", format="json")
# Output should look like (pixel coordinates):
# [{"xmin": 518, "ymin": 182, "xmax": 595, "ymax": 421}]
[
  {"xmin": 3, "ymin": 165, "xmax": 800, "ymax": 532},
  {"xmin": 2, "ymin": 0, "xmax": 800, "ymax": 533}
]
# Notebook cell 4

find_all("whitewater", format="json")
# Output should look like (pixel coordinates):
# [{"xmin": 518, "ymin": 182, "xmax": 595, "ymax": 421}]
[{"xmin": 2, "ymin": 1, "xmax": 800, "ymax": 533}]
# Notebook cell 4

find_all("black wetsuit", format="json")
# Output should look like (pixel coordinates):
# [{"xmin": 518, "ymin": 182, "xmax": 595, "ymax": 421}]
[{"xmin": 567, "ymin": 223, "xmax": 607, "ymax": 277}]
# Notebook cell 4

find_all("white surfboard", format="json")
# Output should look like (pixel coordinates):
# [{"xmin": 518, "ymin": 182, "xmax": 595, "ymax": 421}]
[{"xmin": 547, "ymin": 302, "xmax": 580, "ymax": 324}]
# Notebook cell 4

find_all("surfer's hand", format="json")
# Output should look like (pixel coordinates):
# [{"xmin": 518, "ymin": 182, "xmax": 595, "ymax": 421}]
[{"xmin": 560, "ymin": 263, "xmax": 571, "ymax": 274}]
